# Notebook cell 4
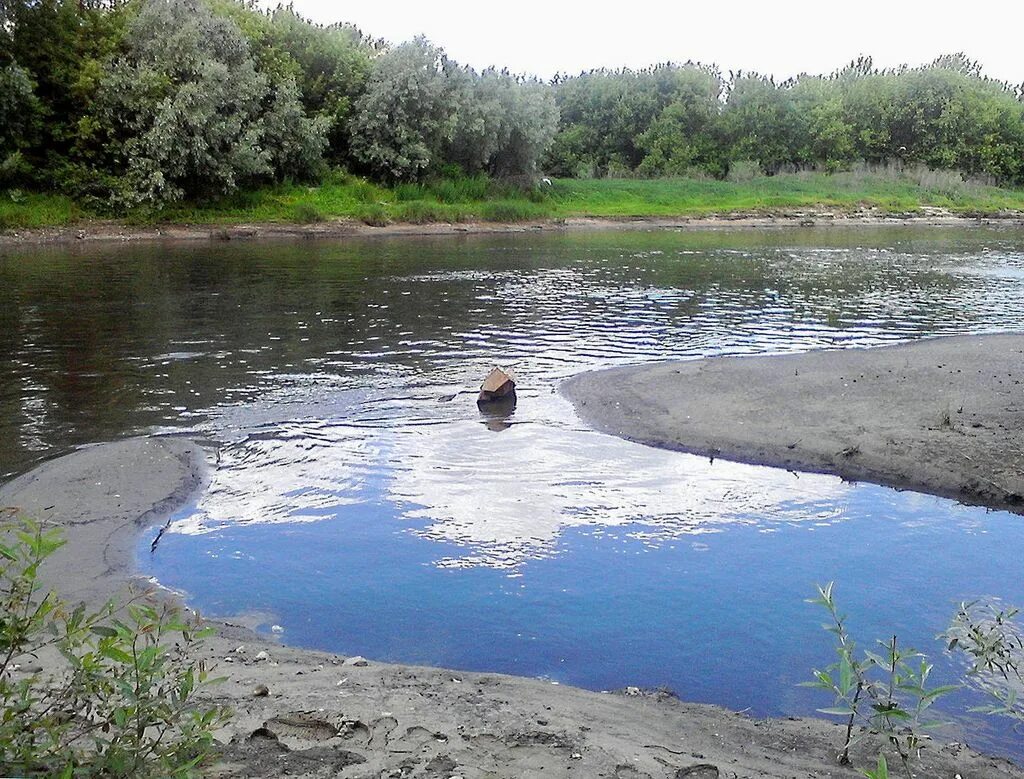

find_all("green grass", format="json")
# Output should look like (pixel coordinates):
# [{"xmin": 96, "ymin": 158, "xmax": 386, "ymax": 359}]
[
  {"xmin": 544, "ymin": 172, "xmax": 1024, "ymax": 216},
  {"xmin": 0, "ymin": 192, "xmax": 84, "ymax": 229},
  {"xmin": 5, "ymin": 169, "xmax": 1024, "ymax": 231}
]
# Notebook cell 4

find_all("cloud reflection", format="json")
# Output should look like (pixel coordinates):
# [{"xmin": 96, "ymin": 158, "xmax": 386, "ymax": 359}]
[{"xmin": 172, "ymin": 390, "xmax": 849, "ymax": 569}]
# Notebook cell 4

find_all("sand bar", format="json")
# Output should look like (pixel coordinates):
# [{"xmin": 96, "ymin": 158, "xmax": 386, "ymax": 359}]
[
  {"xmin": 564, "ymin": 334, "xmax": 1024, "ymax": 514},
  {"xmin": 2, "ymin": 427, "xmax": 1022, "ymax": 776}
]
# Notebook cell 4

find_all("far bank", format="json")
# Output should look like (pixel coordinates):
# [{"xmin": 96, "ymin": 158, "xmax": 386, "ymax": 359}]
[{"xmin": 6, "ymin": 171, "xmax": 1024, "ymax": 246}]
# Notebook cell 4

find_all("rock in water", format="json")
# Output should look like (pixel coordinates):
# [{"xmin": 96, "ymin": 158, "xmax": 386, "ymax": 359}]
[{"xmin": 478, "ymin": 367, "xmax": 516, "ymax": 403}]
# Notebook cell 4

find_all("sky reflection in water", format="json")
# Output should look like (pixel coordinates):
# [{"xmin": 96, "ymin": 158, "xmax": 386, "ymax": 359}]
[{"xmin": 4, "ymin": 227, "xmax": 1024, "ymax": 758}]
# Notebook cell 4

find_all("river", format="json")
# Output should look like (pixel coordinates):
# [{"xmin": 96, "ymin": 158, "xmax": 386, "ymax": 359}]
[{"xmin": 2, "ymin": 225, "xmax": 1024, "ymax": 757}]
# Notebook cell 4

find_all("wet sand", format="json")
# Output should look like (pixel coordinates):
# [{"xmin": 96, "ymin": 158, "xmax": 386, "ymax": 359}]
[
  {"xmin": 563, "ymin": 334, "xmax": 1024, "ymax": 514},
  {"xmin": 3, "ymin": 208, "xmax": 1024, "ymax": 249},
  {"xmin": 2, "ymin": 433, "xmax": 1022, "ymax": 777}
]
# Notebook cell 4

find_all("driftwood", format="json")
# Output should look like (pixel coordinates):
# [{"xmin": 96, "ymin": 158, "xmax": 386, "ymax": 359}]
[{"xmin": 478, "ymin": 367, "xmax": 516, "ymax": 403}]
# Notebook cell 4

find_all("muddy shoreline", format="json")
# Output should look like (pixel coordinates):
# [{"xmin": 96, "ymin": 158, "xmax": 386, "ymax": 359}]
[
  {"xmin": 563, "ymin": 334, "xmax": 1024, "ymax": 515},
  {"xmin": 3, "ymin": 332, "xmax": 1024, "ymax": 777},
  {"xmin": 4, "ymin": 208, "xmax": 1024, "ymax": 249}
]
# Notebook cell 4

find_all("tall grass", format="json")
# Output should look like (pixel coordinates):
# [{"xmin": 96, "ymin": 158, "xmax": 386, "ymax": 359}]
[
  {"xmin": 4, "ymin": 168, "xmax": 1024, "ymax": 231},
  {"xmin": 0, "ymin": 192, "xmax": 84, "ymax": 229}
]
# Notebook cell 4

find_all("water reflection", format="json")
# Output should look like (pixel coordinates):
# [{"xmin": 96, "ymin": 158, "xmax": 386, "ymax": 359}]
[
  {"xmin": 5, "ymin": 227, "xmax": 1024, "ymax": 479},
  {"xmin": 6, "ymin": 227, "xmax": 1024, "ymax": 758},
  {"xmin": 477, "ymin": 392, "xmax": 516, "ymax": 432}
]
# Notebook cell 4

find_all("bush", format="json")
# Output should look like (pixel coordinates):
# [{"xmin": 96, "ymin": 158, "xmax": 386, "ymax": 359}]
[
  {"xmin": 98, "ymin": 0, "xmax": 325, "ymax": 208},
  {"xmin": 357, "ymin": 203, "xmax": 391, "ymax": 226},
  {"xmin": 0, "ymin": 514, "xmax": 230, "ymax": 777},
  {"xmin": 804, "ymin": 582, "xmax": 956, "ymax": 777},
  {"xmin": 291, "ymin": 202, "xmax": 325, "ymax": 223},
  {"xmin": 395, "ymin": 200, "xmax": 453, "ymax": 224},
  {"xmin": 945, "ymin": 599, "xmax": 1024, "ymax": 719},
  {"xmin": 479, "ymin": 200, "xmax": 543, "ymax": 222}
]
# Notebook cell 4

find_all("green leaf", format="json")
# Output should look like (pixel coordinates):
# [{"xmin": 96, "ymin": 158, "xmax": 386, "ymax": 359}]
[
  {"xmin": 838, "ymin": 655, "xmax": 854, "ymax": 694},
  {"xmin": 817, "ymin": 706, "xmax": 855, "ymax": 716},
  {"xmin": 91, "ymin": 625, "xmax": 118, "ymax": 638},
  {"xmin": 922, "ymin": 684, "xmax": 960, "ymax": 701},
  {"xmin": 863, "ymin": 753, "xmax": 888, "ymax": 779},
  {"xmin": 99, "ymin": 645, "xmax": 133, "ymax": 664}
]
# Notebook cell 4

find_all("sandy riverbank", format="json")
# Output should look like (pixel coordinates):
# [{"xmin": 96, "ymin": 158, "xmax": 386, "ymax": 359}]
[
  {"xmin": 1, "ymin": 435, "xmax": 1022, "ymax": 777},
  {"xmin": 3, "ymin": 208, "xmax": 1024, "ymax": 248},
  {"xmin": 564, "ymin": 334, "xmax": 1024, "ymax": 514}
]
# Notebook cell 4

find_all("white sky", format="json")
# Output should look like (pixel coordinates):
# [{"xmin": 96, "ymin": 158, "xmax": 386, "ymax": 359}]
[{"xmin": 282, "ymin": 0, "xmax": 1024, "ymax": 85}]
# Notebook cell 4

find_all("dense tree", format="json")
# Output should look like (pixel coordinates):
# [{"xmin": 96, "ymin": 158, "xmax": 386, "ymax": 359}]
[
  {"xmin": 447, "ymin": 68, "xmax": 558, "ymax": 178},
  {"xmin": 348, "ymin": 37, "xmax": 457, "ymax": 182},
  {"xmin": 634, "ymin": 66, "xmax": 724, "ymax": 176},
  {"xmin": 96, "ymin": 0, "xmax": 325, "ymax": 206},
  {"xmin": 546, "ymin": 63, "xmax": 727, "ymax": 177},
  {"xmin": 208, "ymin": 1, "xmax": 375, "ymax": 164},
  {"xmin": 4, "ymin": 0, "xmax": 1024, "ymax": 205},
  {"xmin": 0, "ymin": 65, "xmax": 40, "ymax": 184},
  {"xmin": 4, "ymin": 0, "xmax": 132, "ymax": 188}
]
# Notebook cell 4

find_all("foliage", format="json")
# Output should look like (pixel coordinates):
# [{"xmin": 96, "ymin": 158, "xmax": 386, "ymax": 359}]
[
  {"xmin": 11, "ymin": 168, "xmax": 1024, "ymax": 231},
  {"xmin": 6, "ymin": 0, "xmax": 1024, "ymax": 205},
  {"xmin": 803, "ymin": 582, "xmax": 957, "ymax": 778},
  {"xmin": 945, "ymin": 600, "xmax": 1024, "ymax": 720},
  {"xmin": 0, "ymin": 64, "xmax": 41, "ymax": 184},
  {"xmin": 96, "ymin": 0, "xmax": 325, "ymax": 207},
  {"xmin": 0, "ymin": 514, "xmax": 230, "ymax": 777},
  {"xmin": 864, "ymin": 754, "xmax": 889, "ymax": 779},
  {"xmin": 348, "ymin": 36, "xmax": 457, "ymax": 182},
  {"xmin": 545, "ymin": 56, "xmax": 1024, "ymax": 186},
  {"xmin": 4, "ymin": 0, "xmax": 134, "ymax": 192},
  {"xmin": 447, "ymin": 68, "xmax": 558, "ymax": 178},
  {"xmin": 547, "ymin": 63, "xmax": 724, "ymax": 177},
  {"xmin": 206, "ymin": 0, "xmax": 375, "ymax": 164}
]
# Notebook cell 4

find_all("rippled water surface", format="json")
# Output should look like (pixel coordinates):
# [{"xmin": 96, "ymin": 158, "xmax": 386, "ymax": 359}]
[{"xmin": 3, "ymin": 226, "xmax": 1024, "ymax": 758}]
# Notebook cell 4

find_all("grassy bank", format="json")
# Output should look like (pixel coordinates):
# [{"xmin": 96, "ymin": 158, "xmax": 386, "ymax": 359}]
[{"xmin": 4, "ymin": 169, "xmax": 1024, "ymax": 231}]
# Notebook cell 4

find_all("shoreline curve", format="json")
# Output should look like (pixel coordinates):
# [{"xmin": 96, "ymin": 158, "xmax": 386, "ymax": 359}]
[
  {"xmin": 563, "ymin": 334, "xmax": 1024, "ymax": 514},
  {"xmin": 2, "ymin": 432, "xmax": 1022, "ymax": 776},
  {"xmin": 4, "ymin": 209, "xmax": 1024, "ymax": 249}
]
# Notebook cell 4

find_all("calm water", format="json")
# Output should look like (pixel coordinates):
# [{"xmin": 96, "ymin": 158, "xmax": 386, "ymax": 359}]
[{"xmin": 2, "ymin": 226, "xmax": 1024, "ymax": 758}]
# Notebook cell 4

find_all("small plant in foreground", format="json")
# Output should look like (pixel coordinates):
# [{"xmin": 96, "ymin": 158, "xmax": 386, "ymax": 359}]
[
  {"xmin": 0, "ymin": 513, "xmax": 231, "ymax": 777},
  {"xmin": 945, "ymin": 599, "xmax": 1024, "ymax": 720},
  {"xmin": 864, "ymin": 754, "xmax": 889, "ymax": 779},
  {"xmin": 803, "ymin": 582, "xmax": 957, "ymax": 778}
]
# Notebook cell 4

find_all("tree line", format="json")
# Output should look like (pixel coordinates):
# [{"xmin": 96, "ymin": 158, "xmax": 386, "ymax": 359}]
[{"xmin": 2, "ymin": 0, "xmax": 1024, "ymax": 210}]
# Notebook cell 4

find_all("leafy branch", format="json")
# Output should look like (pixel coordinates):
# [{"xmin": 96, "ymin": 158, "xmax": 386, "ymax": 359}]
[{"xmin": 0, "ymin": 513, "xmax": 231, "ymax": 777}]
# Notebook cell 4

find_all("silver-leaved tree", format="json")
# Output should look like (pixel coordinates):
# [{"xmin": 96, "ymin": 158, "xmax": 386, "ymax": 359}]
[{"xmin": 98, "ymin": 0, "xmax": 326, "ymax": 207}]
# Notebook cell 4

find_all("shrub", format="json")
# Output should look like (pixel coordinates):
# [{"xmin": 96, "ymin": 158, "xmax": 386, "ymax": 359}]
[
  {"xmin": 0, "ymin": 514, "xmax": 230, "ymax": 777},
  {"xmin": 98, "ymin": 0, "xmax": 325, "ymax": 208},
  {"xmin": 395, "ymin": 200, "xmax": 452, "ymax": 224},
  {"xmin": 479, "ymin": 200, "xmax": 542, "ymax": 222},
  {"xmin": 945, "ymin": 599, "xmax": 1024, "ymax": 720},
  {"xmin": 357, "ymin": 203, "xmax": 391, "ymax": 226},
  {"xmin": 292, "ymin": 202, "xmax": 325, "ymax": 224},
  {"xmin": 348, "ymin": 37, "xmax": 456, "ymax": 183},
  {"xmin": 803, "ymin": 582, "xmax": 956, "ymax": 778}
]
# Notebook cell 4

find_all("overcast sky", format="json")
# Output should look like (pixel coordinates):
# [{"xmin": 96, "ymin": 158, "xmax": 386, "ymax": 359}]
[{"xmin": 280, "ymin": 0, "xmax": 1024, "ymax": 85}]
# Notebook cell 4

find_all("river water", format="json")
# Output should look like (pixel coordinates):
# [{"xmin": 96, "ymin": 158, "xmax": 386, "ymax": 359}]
[{"xmin": 2, "ymin": 226, "xmax": 1024, "ymax": 758}]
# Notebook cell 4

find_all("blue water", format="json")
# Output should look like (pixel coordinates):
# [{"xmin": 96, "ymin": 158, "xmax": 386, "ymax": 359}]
[
  {"xmin": 148, "ymin": 455, "xmax": 1023, "ymax": 750},
  {"xmin": 8, "ymin": 227, "xmax": 1019, "ymax": 757}
]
